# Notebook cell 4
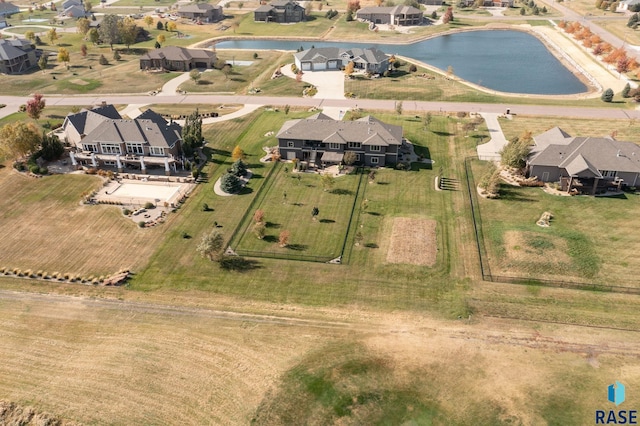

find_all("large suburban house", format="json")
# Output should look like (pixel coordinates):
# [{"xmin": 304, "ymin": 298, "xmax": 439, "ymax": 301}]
[
  {"xmin": 0, "ymin": 2, "xmax": 19, "ymax": 17},
  {"xmin": 0, "ymin": 39, "xmax": 38, "ymax": 74},
  {"xmin": 294, "ymin": 47, "xmax": 390, "ymax": 74},
  {"xmin": 63, "ymin": 105, "xmax": 184, "ymax": 174},
  {"xmin": 527, "ymin": 127, "xmax": 640, "ymax": 194},
  {"xmin": 177, "ymin": 3, "xmax": 224, "ymax": 22},
  {"xmin": 254, "ymin": 0, "xmax": 305, "ymax": 23},
  {"xmin": 277, "ymin": 113, "xmax": 403, "ymax": 167},
  {"xmin": 356, "ymin": 5, "xmax": 423, "ymax": 26},
  {"xmin": 139, "ymin": 46, "xmax": 217, "ymax": 71},
  {"xmin": 460, "ymin": 0, "xmax": 514, "ymax": 6}
]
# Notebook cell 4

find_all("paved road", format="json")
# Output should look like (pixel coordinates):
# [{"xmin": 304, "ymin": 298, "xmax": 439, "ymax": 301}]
[{"xmin": 2, "ymin": 93, "xmax": 639, "ymax": 119}]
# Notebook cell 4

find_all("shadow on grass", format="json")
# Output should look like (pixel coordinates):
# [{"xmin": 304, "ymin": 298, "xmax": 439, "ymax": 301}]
[
  {"xmin": 239, "ymin": 186, "xmax": 254, "ymax": 195},
  {"xmin": 319, "ymin": 219, "xmax": 335, "ymax": 223},
  {"xmin": 364, "ymin": 243, "xmax": 379, "ymax": 248},
  {"xmin": 263, "ymin": 235, "xmax": 278, "ymax": 243},
  {"xmin": 330, "ymin": 189, "xmax": 353, "ymax": 195},
  {"xmin": 432, "ymin": 131, "xmax": 453, "ymax": 137},
  {"xmin": 287, "ymin": 244, "xmax": 307, "ymax": 251},
  {"xmin": 376, "ymin": 182, "xmax": 389, "ymax": 185},
  {"xmin": 411, "ymin": 162, "xmax": 432, "ymax": 171},
  {"xmin": 292, "ymin": 202, "xmax": 305, "ymax": 207},
  {"xmin": 219, "ymin": 256, "xmax": 261, "ymax": 272},
  {"xmin": 499, "ymin": 187, "xmax": 537, "ymax": 202},
  {"xmin": 265, "ymin": 221, "xmax": 280, "ymax": 229},
  {"xmin": 366, "ymin": 212, "xmax": 381, "ymax": 216}
]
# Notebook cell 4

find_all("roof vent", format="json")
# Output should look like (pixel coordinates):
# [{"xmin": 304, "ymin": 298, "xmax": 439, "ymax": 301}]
[{"xmin": 617, "ymin": 149, "xmax": 622, "ymax": 157}]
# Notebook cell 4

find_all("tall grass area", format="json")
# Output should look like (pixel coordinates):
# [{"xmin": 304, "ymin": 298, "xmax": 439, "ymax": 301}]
[
  {"xmin": 470, "ymin": 159, "xmax": 640, "ymax": 288},
  {"xmin": 132, "ymin": 110, "xmax": 472, "ymax": 316}
]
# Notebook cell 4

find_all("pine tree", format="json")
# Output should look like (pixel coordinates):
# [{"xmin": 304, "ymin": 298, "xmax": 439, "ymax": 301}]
[
  {"xmin": 220, "ymin": 173, "xmax": 242, "ymax": 194},
  {"xmin": 622, "ymin": 82, "xmax": 631, "ymax": 98}
]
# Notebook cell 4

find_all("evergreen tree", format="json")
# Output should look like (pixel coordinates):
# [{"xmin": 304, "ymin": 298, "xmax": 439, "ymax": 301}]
[
  {"xmin": 601, "ymin": 88, "xmax": 614, "ymax": 102},
  {"xmin": 231, "ymin": 159, "xmax": 247, "ymax": 176},
  {"xmin": 220, "ymin": 173, "xmax": 242, "ymax": 194},
  {"xmin": 622, "ymin": 82, "xmax": 631, "ymax": 98},
  {"xmin": 40, "ymin": 132, "xmax": 64, "ymax": 161}
]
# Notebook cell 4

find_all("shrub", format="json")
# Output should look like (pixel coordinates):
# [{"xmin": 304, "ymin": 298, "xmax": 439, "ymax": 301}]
[
  {"xmin": 409, "ymin": 64, "xmax": 417, "ymax": 72},
  {"xmin": 39, "ymin": 167, "xmax": 48, "ymax": 175},
  {"xmin": 144, "ymin": 201, "xmax": 154, "ymax": 209},
  {"xmin": 181, "ymin": 231, "xmax": 190, "ymax": 239},
  {"xmin": 123, "ymin": 208, "xmax": 131, "ymax": 215},
  {"xmin": 99, "ymin": 54, "xmax": 108, "ymax": 65},
  {"xmin": 202, "ymin": 202, "xmax": 211, "ymax": 211},
  {"xmin": 231, "ymin": 159, "xmax": 247, "ymax": 176},
  {"xmin": 29, "ymin": 165, "xmax": 40, "ymax": 174},
  {"xmin": 138, "ymin": 221, "xmax": 146, "ymax": 228}
]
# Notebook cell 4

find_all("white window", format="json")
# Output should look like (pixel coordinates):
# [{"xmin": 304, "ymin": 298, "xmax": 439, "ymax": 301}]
[
  {"xmin": 369, "ymin": 145, "xmax": 381, "ymax": 152},
  {"xmin": 100, "ymin": 143, "xmax": 122, "ymax": 154},
  {"xmin": 601, "ymin": 170, "xmax": 617, "ymax": 178},
  {"xmin": 371, "ymin": 157, "xmax": 379, "ymax": 164},
  {"xmin": 82, "ymin": 143, "xmax": 98, "ymax": 152},
  {"xmin": 329, "ymin": 143, "xmax": 341, "ymax": 150},
  {"xmin": 126, "ymin": 143, "xmax": 144, "ymax": 155},
  {"xmin": 149, "ymin": 146, "xmax": 165, "ymax": 156},
  {"xmin": 348, "ymin": 142, "xmax": 361, "ymax": 149},
  {"xmin": 287, "ymin": 141, "xmax": 295, "ymax": 147}
]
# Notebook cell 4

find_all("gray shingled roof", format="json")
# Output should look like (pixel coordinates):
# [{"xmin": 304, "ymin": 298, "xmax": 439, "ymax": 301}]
[
  {"xmin": 270, "ymin": 0, "xmax": 301, "ymax": 6},
  {"xmin": 277, "ymin": 115, "xmax": 402, "ymax": 146},
  {"xmin": 529, "ymin": 135, "xmax": 640, "ymax": 175},
  {"xmin": 140, "ymin": 46, "xmax": 215, "ymax": 62},
  {"xmin": 564, "ymin": 154, "xmax": 602, "ymax": 178},
  {"xmin": 65, "ymin": 105, "xmax": 122, "ymax": 136},
  {"xmin": 357, "ymin": 5, "xmax": 422, "ymax": 15},
  {"xmin": 0, "ymin": 2, "xmax": 19, "ymax": 14},
  {"xmin": 532, "ymin": 126, "xmax": 572, "ymax": 152},
  {"xmin": 178, "ymin": 3, "xmax": 221, "ymax": 13},
  {"xmin": 82, "ymin": 118, "xmax": 182, "ymax": 149},
  {"xmin": 0, "ymin": 39, "xmax": 33, "ymax": 61},
  {"xmin": 294, "ymin": 47, "xmax": 388, "ymax": 65}
]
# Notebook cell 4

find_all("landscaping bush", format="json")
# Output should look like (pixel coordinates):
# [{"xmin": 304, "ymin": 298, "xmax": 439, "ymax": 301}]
[
  {"xmin": 144, "ymin": 201, "xmax": 154, "ymax": 209},
  {"xmin": 231, "ymin": 159, "xmax": 247, "ymax": 177},
  {"xmin": 29, "ymin": 165, "xmax": 40, "ymax": 174},
  {"xmin": 138, "ymin": 221, "xmax": 146, "ymax": 228},
  {"xmin": 601, "ymin": 88, "xmax": 614, "ymax": 102},
  {"xmin": 409, "ymin": 64, "xmax": 417, "ymax": 72},
  {"xmin": 122, "ymin": 208, "xmax": 131, "ymax": 215},
  {"xmin": 99, "ymin": 54, "xmax": 109, "ymax": 65}
]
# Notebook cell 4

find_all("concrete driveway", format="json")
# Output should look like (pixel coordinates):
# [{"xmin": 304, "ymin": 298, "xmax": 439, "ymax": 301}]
[{"xmin": 280, "ymin": 64, "xmax": 346, "ymax": 100}]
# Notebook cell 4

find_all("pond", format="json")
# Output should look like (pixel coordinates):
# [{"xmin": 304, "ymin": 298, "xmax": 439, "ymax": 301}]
[{"xmin": 215, "ymin": 30, "xmax": 588, "ymax": 95}]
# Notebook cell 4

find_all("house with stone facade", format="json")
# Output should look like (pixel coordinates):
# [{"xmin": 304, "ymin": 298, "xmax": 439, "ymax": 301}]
[
  {"xmin": 356, "ymin": 5, "xmax": 423, "ymax": 26},
  {"xmin": 254, "ymin": 0, "xmax": 305, "ymax": 23},
  {"xmin": 527, "ymin": 127, "xmax": 640, "ymax": 194},
  {"xmin": 277, "ymin": 113, "xmax": 403, "ymax": 167},
  {"xmin": 63, "ymin": 105, "xmax": 184, "ymax": 174},
  {"xmin": 294, "ymin": 47, "xmax": 390, "ymax": 74}
]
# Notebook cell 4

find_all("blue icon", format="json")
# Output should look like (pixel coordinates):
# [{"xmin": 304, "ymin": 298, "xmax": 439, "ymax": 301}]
[{"xmin": 608, "ymin": 381, "xmax": 626, "ymax": 406}]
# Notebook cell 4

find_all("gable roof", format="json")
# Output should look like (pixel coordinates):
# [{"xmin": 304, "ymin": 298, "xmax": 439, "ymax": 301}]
[
  {"xmin": 357, "ymin": 5, "xmax": 422, "ymax": 15},
  {"xmin": 529, "ymin": 135, "xmax": 640, "ymax": 175},
  {"xmin": 64, "ymin": 104, "xmax": 122, "ymax": 136},
  {"xmin": 0, "ymin": 2, "xmax": 19, "ymax": 14},
  {"xmin": 563, "ymin": 154, "xmax": 602, "ymax": 178},
  {"xmin": 0, "ymin": 39, "xmax": 32, "ymax": 61},
  {"xmin": 140, "ymin": 46, "xmax": 216, "ymax": 62},
  {"xmin": 294, "ymin": 47, "xmax": 388, "ymax": 65},
  {"xmin": 277, "ymin": 115, "xmax": 403, "ymax": 146},
  {"xmin": 81, "ymin": 118, "xmax": 182, "ymax": 149},
  {"xmin": 178, "ymin": 3, "xmax": 221, "ymax": 13}
]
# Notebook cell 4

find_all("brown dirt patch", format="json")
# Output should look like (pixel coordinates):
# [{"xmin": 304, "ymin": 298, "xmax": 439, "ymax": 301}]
[
  {"xmin": 504, "ymin": 231, "xmax": 571, "ymax": 264},
  {"xmin": 386, "ymin": 218, "xmax": 436, "ymax": 266}
]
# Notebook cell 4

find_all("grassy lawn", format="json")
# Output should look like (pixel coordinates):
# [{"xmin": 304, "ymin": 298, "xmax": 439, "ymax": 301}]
[
  {"xmin": 498, "ymin": 115, "xmax": 640, "ymax": 140},
  {"xmin": 230, "ymin": 163, "xmax": 362, "ymax": 260},
  {"xmin": 591, "ymin": 18, "xmax": 640, "ymax": 48},
  {"xmin": 0, "ymin": 170, "xmax": 168, "ymax": 276},
  {"xmin": 235, "ymin": 11, "xmax": 335, "ymax": 37},
  {"xmin": 140, "ymin": 103, "xmax": 244, "ymax": 117},
  {"xmin": 469, "ymin": 159, "xmax": 640, "ymax": 288}
]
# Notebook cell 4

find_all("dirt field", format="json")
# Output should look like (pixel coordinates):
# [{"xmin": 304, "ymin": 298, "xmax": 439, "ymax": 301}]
[
  {"xmin": 1, "ymin": 290, "xmax": 639, "ymax": 425},
  {"xmin": 386, "ymin": 218, "xmax": 437, "ymax": 266}
]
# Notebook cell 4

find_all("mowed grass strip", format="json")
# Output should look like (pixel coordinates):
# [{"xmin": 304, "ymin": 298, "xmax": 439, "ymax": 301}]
[{"xmin": 233, "ymin": 164, "xmax": 362, "ymax": 259}]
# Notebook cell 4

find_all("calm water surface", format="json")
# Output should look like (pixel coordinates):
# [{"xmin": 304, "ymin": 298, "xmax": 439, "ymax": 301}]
[{"xmin": 216, "ymin": 30, "xmax": 587, "ymax": 95}]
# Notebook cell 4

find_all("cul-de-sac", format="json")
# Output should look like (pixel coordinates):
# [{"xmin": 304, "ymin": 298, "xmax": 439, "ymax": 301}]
[{"xmin": 1, "ymin": 0, "xmax": 640, "ymax": 422}]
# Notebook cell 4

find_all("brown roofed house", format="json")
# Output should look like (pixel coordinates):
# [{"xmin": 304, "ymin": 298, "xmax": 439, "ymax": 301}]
[
  {"xmin": 177, "ymin": 3, "xmax": 224, "ymax": 22},
  {"xmin": 139, "ymin": 46, "xmax": 217, "ymax": 71}
]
